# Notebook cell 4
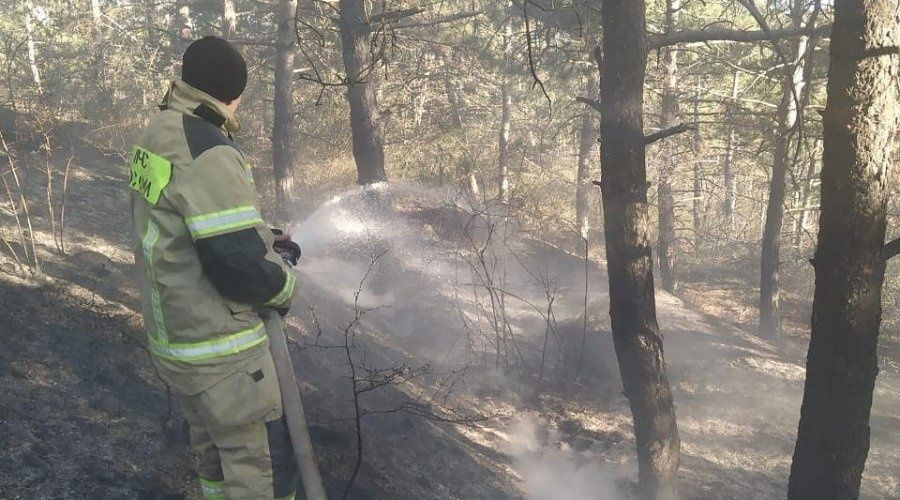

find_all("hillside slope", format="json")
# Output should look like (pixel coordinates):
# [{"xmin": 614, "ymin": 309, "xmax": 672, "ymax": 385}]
[{"xmin": 1, "ymin": 144, "xmax": 898, "ymax": 499}]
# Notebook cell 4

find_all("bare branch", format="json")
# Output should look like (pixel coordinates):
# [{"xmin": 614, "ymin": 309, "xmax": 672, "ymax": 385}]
[
  {"xmin": 644, "ymin": 122, "xmax": 697, "ymax": 145},
  {"xmin": 390, "ymin": 11, "xmax": 480, "ymax": 30},
  {"xmin": 368, "ymin": 7, "xmax": 424, "ymax": 25},
  {"xmin": 228, "ymin": 37, "xmax": 277, "ymax": 47},
  {"xmin": 885, "ymin": 238, "xmax": 900, "ymax": 262},
  {"xmin": 523, "ymin": 0, "xmax": 551, "ymax": 109},
  {"xmin": 648, "ymin": 24, "xmax": 831, "ymax": 50},
  {"xmin": 575, "ymin": 96, "xmax": 601, "ymax": 113}
]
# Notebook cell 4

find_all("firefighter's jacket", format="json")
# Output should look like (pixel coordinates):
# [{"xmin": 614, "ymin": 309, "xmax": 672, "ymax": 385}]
[{"xmin": 129, "ymin": 80, "xmax": 296, "ymax": 396}]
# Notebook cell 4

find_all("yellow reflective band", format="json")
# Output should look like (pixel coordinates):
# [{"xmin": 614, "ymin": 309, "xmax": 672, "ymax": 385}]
[
  {"xmin": 184, "ymin": 205, "xmax": 263, "ymax": 240},
  {"xmin": 264, "ymin": 270, "xmax": 296, "ymax": 307},
  {"xmin": 199, "ymin": 477, "xmax": 224, "ymax": 500},
  {"xmin": 149, "ymin": 322, "xmax": 267, "ymax": 362},
  {"xmin": 129, "ymin": 146, "xmax": 172, "ymax": 205},
  {"xmin": 142, "ymin": 219, "xmax": 167, "ymax": 343}
]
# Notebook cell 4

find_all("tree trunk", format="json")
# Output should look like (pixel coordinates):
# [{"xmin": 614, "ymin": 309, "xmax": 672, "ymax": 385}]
[
  {"xmin": 221, "ymin": 0, "xmax": 238, "ymax": 38},
  {"xmin": 175, "ymin": 3, "xmax": 194, "ymax": 42},
  {"xmin": 722, "ymin": 70, "xmax": 739, "ymax": 231},
  {"xmin": 759, "ymin": 93, "xmax": 791, "ymax": 338},
  {"xmin": 88, "ymin": 0, "xmax": 112, "ymax": 110},
  {"xmin": 599, "ymin": 0, "xmax": 680, "ymax": 497},
  {"xmin": 656, "ymin": 0, "xmax": 680, "ymax": 294},
  {"xmin": 272, "ymin": 0, "xmax": 297, "ymax": 220},
  {"xmin": 498, "ymin": 0, "xmax": 513, "ymax": 202},
  {"xmin": 759, "ymin": 1, "xmax": 811, "ymax": 339},
  {"xmin": 89, "ymin": 0, "xmax": 103, "ymax": 51},
  {"xmin": 691, "ymin": 97, "xmax": 703, "ymax": 249},
  {"xmin": 793, "ymin": 20, "xmax": 824, "ymax": 252},
  {"xmin": 339, "ymin": 0, "xmax": 387, "ymax": 185},
  {"xmin": 576, "ymin": 73, "xmax": 599, "ymax": 241},
  {"xmin": 444, "ymin": 69, "xmax": 479, "ymax": 196},
  {"xmin": 793, "ymin": 143, "xmax": 819, "ymax": 250},
  {"xmin": 24, "ymin": 1, "xmax": 42, "ymax": 93},
  {"xmin": 657, "ymin": 181, "xmax": 677, "ymax": 292},
  {"xmin": 788, "ymin": 0, "xmax": 899, "ymax": 495},
  {"xmin": 90, "ymin": 0, "xmax": 102, "ymax": 28},
  {"xmin": 171, "ymin": 2, "xmax": 194, "ymax": 70}
]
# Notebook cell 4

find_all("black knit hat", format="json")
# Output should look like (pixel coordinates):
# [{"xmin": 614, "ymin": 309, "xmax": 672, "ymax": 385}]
[{"xmin": 181, "ymin": 36, "xmax": 247, "ymax": 103}]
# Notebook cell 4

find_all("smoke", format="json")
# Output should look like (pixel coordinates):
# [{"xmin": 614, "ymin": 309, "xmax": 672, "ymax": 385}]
[
  {"xmin": 287, "ymin": 183, "xmax": 557, "ymax": 363},
  {"xmin": 286, "ymin": 184, "xmax": 627, "ymax": 495},
  {"xmin": 282, "ymin": 183, "xmax": 900, "ymax": 498},
  {"xmin": 506, "ymin": 413, "xmax": 621, "ymax": 500}
]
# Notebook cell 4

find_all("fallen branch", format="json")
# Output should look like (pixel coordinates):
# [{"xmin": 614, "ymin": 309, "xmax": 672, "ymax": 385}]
[
  {"xmin": 364, "ymin": 402, "xmax": 493, "ymax": 427},
  {"xmin": 644, "ymin": 122, "xmax": 697, "ymax": 145}
]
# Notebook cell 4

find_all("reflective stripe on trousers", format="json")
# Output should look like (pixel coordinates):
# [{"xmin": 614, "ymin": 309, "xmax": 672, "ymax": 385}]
[{"xmin": 199, "ymin": 477, "xmax": 225, "ymax": 500}]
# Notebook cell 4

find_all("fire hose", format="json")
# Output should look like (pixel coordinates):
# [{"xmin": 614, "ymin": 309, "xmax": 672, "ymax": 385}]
[{"xmin": 261, "ymin": 308, "xmax": 327, "ymax": 500}]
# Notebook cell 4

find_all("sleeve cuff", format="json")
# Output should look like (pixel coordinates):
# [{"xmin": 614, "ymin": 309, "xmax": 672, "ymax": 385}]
[{"xmin": 264, "ymin": 270, "xmax": 296, "ymax": 308}]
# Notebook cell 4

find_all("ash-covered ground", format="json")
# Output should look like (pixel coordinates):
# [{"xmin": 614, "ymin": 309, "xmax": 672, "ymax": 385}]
[{"xmin": 1, "ymin": 144, "xmax": 899, "ymax": 499}]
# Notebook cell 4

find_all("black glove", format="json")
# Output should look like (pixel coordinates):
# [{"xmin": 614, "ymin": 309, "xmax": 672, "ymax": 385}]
[{"xmin": 271, "ymin": 229, "xmax": 301, "ymax": 266}]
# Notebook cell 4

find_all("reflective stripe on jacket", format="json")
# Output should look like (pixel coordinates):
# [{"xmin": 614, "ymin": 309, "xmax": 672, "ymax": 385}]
[{"xmin": 130, "ymin": 80, "xmax": 297, "ymax": 395}]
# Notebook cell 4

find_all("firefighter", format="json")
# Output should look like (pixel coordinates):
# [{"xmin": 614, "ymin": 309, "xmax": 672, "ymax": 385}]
[{"xmin": 129, "ymin": 36, "xmax": 302, "ymax": 499}]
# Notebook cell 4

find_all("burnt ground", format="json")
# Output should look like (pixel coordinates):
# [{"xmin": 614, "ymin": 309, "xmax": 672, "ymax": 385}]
[
  {"xmin": 0, "ymin": 122, "xmax": 521, "ymax": 499},
  {"xmin": 1, "ymin": 118, "xmax": 900, "ymax": 500},
  {"xmin": 0, "ymin": 277, "xmax": 193, "ymax": 499}
]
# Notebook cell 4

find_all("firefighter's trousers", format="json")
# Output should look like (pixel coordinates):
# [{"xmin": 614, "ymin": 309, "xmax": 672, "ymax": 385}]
[{"xmin": 180, "ymin": 350, "xmax": 301, "ymax": 500}]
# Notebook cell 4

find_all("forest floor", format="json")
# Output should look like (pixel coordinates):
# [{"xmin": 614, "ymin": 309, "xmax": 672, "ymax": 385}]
[{"xmin": 1, "ymin": 120, "xmax": 900, "ymax": 500}]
